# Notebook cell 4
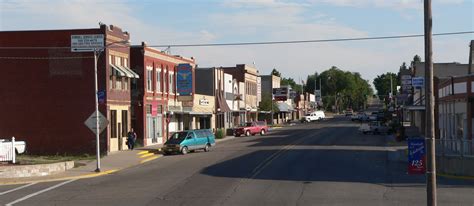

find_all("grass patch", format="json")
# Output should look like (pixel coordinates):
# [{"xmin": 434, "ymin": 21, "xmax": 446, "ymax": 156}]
[{"xmin": 15, "ymin": 154, "xmax": 95, "ymax": 165}]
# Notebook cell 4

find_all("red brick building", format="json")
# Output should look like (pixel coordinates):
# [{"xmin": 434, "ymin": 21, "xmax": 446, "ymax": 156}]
[
  {"xmin": 130, "ymin": 43, "xmax": 196, "ymax": 146},
  {"xmin": 0, "ymin": 25, "xmax": 138, "ymax": 154}
]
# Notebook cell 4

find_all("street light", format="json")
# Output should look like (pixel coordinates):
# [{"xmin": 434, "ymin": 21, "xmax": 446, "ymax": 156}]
[{"xmin": 93, "ymin": 39, "xmax": 130, "ymax": 173}]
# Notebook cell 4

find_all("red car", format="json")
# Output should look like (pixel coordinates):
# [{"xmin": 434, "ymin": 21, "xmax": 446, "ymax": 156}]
[{"xmin": 234, "ymin": 121, "xmax": 269, "ymax": 137}]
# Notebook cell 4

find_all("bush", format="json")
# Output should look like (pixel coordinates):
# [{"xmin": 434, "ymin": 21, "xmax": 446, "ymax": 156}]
[{"xmin": 215, "ymin": 128, "xmax": 225, "ymax": 139}]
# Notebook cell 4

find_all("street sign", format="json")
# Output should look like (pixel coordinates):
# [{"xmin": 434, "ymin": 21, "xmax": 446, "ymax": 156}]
[
  {"xmin": 71, "ymin": 34, "xmax": 104, "ymax": 52},
  {"xmin": 273, "ymin": 88, "xmax": 288, "ymax": 101},
  {"xmin": 412, "ymin": 77, "xmax": 424, "ymax": 88},
  {"xmin": 84, "ymin": 111, "xmax": 109, "ymax": 135},
  {"xmin": 407, "ymin": 138, "xmax": 426, "ymax": 175},
  {"xmin": 97, "ymin": 90, "xmax": 106, "ymax": 104}
]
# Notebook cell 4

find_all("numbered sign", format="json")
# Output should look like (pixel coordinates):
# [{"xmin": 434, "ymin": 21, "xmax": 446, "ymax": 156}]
[{"xmin": 407, "ymin": 138, "xmax": 426, "ymax": 175}]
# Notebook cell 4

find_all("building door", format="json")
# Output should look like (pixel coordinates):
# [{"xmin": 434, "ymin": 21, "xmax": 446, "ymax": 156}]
[{"xmin": 152, "ymin": 117, "xmax": 157, "ymax": 143}]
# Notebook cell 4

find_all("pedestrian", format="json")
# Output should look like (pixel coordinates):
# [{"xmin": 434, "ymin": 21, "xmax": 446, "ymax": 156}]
[{"xmin": 127, "ymin": 128, "xmax": 137, "ymax": 150}]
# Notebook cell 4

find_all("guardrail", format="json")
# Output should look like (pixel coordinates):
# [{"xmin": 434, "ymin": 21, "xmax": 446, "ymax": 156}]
[
  {"xmin": 435, "ymin": 138, "xmax": 474, "ymax": 157},
  {"xmin": 0, "ymin": 137, "xmax": 16, "ymax": 163}
]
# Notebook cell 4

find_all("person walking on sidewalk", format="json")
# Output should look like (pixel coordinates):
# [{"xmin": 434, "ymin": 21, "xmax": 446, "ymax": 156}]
[{"xmin": 127, "ymin": 128, "xmax": 137, "ymax": 150}]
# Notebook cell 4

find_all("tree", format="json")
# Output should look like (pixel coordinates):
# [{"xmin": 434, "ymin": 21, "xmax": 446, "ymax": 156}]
[
  {"xmin": 303, "ymin": 66, "xmax": 372, "ymax": 112},
  {"xmin": 281, "ymin": 77, "xmax": 302, "ymax": 93},
  {"xmin": 258, "ymin": 96, "xmax": 279, "ymax": 113},
  {"xmin": 271, "ymin": 68, "xmax": 281, "ymax": 77},
  {"xmin": 373, "ymin": 72, "xmax": 398, "ymax": 100}
]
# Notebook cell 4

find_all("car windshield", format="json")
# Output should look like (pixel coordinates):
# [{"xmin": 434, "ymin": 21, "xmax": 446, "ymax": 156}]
[
  {"xmin": 170, "ymin": 132, "xmax": 188, "ymax": 140},
  {"xmin": 245, "ymin": 122, "xmax": 253, "ymax": 127}
]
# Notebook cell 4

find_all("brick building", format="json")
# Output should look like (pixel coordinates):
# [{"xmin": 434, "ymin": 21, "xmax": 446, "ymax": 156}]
[
  {"xmin": 130, "ymin": 43, "xmax": 196, "ymax": 145},
  {"xmin": 0, "ymin": 25, "xmax": 138, "ymax": 154}
]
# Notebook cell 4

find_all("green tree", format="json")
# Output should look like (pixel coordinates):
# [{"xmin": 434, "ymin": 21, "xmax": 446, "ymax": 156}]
[
  {"xmin": 271, "ymin": 68, "xmax": 281, "ymax": 77},
  {"xmin": 304, "ymin": 66, "xmax": 372, "ymax": 112},
  {"xmin": 281, "ymin": 77, "xmax": 302, "ymax": 93},
  {"xmin": 258, "ymin": 96, "xmax": 279, "ymax": 113},
  {"xmin": 373, "ymin": 72, "xmax": 398, "ymax": 100}
]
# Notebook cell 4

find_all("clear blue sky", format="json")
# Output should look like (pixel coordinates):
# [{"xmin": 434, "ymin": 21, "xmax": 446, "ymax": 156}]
[{"xmin": 1, "ymin": 0, "xmax": 473, "ymax": 84}]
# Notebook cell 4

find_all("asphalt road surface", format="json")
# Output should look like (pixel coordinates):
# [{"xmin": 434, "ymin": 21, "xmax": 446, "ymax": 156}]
[{"xmin": 1, "ymin": 117, "xmax": 473, "ymax": 206}]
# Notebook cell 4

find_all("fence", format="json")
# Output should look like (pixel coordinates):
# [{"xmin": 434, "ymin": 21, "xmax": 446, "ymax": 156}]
[
  {"xmin": 0, "ymin": 137, "xmax": 16, "ymax": 163},
  {"xmin": 435, "ymin": 138, "xmax": 474, "ymax": 157}
]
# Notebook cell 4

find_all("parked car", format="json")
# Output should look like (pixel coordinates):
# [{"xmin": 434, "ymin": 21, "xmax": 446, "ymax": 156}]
[
  {"xmin": 351, "ymin": 112, "xmax": 368, "ymax": 121},
  {"xmin": 345, "ymin": 109, "xmax": 354, "ymax": 116},
  {"xmin": 162, "ymin": 129, "xmax": 215, "ymax": 155},
  {"xmin": 304, "ymin": 111, "xmax": 326, "ymax": 122},
  {"xmin": 234, "ymin": 121, "xmax": 269, "ymax": 137},
  {"xmin": 0, "ymin": 139, "xmax": 26, "ymax": 154},
  {"xmin": 359, "ymin": 121, "xmax": 389, "ymax": 134}
]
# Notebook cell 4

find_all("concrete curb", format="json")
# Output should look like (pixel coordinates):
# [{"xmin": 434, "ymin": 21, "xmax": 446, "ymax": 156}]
[
  {"xmin": 216, "ymin": 136, "xmax": 235, "ymax": 143},
  {"xmin": 437, "ymin": 173, "xmax": 474, "ymax": 180}
]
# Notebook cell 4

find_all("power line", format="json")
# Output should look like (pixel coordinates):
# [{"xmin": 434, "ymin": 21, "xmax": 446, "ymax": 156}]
[
  {"xmin": 0, "ymin": 31, "xmax": 472, "ymax": 50},
  {"xmin": 148, "ymin": 31, "xmax": 474, "ymax": 48}
]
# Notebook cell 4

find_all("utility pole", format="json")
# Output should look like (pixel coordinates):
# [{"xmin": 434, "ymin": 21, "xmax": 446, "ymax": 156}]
[
  {"xmin": 424, "ymin": 0, "xmax": 437, "ymax": 205},
  {"xmin": 93, "ymin": 49, "xmax": 101, "ymax": 173}
]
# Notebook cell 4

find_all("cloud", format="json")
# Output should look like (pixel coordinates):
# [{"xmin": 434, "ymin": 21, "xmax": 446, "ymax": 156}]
[
  {"xmin": 307, "ymin": 0, "xmax": 465, "ymax": 9},
  {"xmin": 0, "ymin": 0, "xmax": 470, "ymax": 87}
]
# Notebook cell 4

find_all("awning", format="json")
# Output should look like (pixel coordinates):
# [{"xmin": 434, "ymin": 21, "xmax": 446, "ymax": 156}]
[
  {"xmin": 217, "ymin": 92, "xmax": 231, "ymax": 112},
  {"xmin": 405, "ymin": 105, "xmax": 425, "ymax": 111},
  {"xmin": 277, "ymin": 102, "xmax": 292, "ymax": 113},
  {"xmin": 110, "ymin": 64, "xmax": 127, "ymax": 77},
  {"xmin": 117, "ymin": 65, "xmax": 140, "ymax": 78},
  {"xmin": 189, "ymin": 112, "xmax": 212, "ymax": 115}
]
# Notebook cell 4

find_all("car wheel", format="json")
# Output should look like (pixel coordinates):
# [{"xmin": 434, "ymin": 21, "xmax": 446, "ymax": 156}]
[
  {"xmin": 260, "ymin": 129, "xmax": 266, "ymax": 136},
  {"xmin": 163, "ymin": 151, "xmax": 170, "ymax": 156},
  {"xmin": 204, "ymin": 144, "xmax": 210, "ymax": 152},
  {"xmin": 181, "ymin": 146, "xmax": 189, "ymax": 155},
  {"xmin": 245, "ymin": 130, "xmax": 250, "ymax": 136}
]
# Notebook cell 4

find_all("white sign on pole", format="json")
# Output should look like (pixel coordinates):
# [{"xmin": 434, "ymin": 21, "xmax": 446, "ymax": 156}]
[
  {"xmin": 71, "ymin": 34, "xmax": 104, "ymax": 52},
  {"xmin": 84, "ymin": 111, "xmax": 109, "ymax": 135}
]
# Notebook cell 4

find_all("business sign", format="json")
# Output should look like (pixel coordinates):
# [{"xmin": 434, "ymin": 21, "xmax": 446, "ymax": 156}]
[
  {"xmin": 273, "ymin": 87, "xmax": 288, "ymax": 101},
  {"xmin": 315, "ymin": 90, "xmax": 322, "ymax": 101},
  {"xmin": 401, "ymin": 79, "xmax": 412, "ymax": 85},
  {"xmin": 199, "ymin": 98, "xmax": 210, "ymax": 106},
  {"xmin": 412, "ymin": 77, "xmax": 424, "ymax": 88},
  {"xmin": 71, "ymin": 34, "xmax": 104, "ymax": 52},
  {"xmin": 177, "ymin": 64, "xmax": 193, "ymax": 96},
  {"xmin": 407, "ymin": 138, "xmax": 426, "ymax": 175},
  {"xmin": 401, "ymin": 75, "xmax": 412, "ymax": 80}
]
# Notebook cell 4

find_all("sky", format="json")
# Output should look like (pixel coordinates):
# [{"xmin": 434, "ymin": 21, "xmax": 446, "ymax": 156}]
[{"xmin": 1, "ymin": 0, "xmax": 473, "ymax": 86}]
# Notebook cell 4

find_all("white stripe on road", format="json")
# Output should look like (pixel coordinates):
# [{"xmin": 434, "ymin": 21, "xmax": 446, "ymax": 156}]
[
  {"xmin": 0, "ymin": 183, "xmax": 37, "ymax": 196},
  {"xmin": 5, "ymin": 179, "xmax": 77, "ymax": 206}
]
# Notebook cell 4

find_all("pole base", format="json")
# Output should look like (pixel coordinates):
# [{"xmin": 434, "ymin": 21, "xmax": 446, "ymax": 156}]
[{"xmin": 95, "ymin": 168, "xmax": 101, "ymax": 173}]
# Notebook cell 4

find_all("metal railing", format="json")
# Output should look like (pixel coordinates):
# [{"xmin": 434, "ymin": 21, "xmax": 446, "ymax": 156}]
[{"xmin": 435, "ymin": 138, "xmax": 474, "ymax": 157}]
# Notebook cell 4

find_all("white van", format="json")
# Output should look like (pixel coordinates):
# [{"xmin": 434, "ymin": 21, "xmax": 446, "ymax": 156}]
[{"xmin": 304, "ymin": 111, "xmax": 326, "ymax": 122}]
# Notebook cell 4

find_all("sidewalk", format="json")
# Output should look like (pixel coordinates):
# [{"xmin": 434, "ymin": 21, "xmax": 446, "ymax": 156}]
[{"xmin": 0, "ymin": 135, "xmax": 237, "ymax": 185}]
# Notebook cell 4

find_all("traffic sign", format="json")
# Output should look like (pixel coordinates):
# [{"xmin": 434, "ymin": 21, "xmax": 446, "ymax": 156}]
[
  {"xmin": 71, "ymin": 34, "xmax": 104, "ymax": 52},
  {"xmin": 401, "ymin": 75, "xmax": 412, "ymax": 80},
  {"xmin": 84, "ymin": 111, "xmax": 109, "ymax": 135}
]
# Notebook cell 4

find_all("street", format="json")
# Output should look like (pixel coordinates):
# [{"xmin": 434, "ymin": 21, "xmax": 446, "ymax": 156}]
[{"xmin": 1, "ymin": 117, "xmax": 473, "ymax": 206}]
